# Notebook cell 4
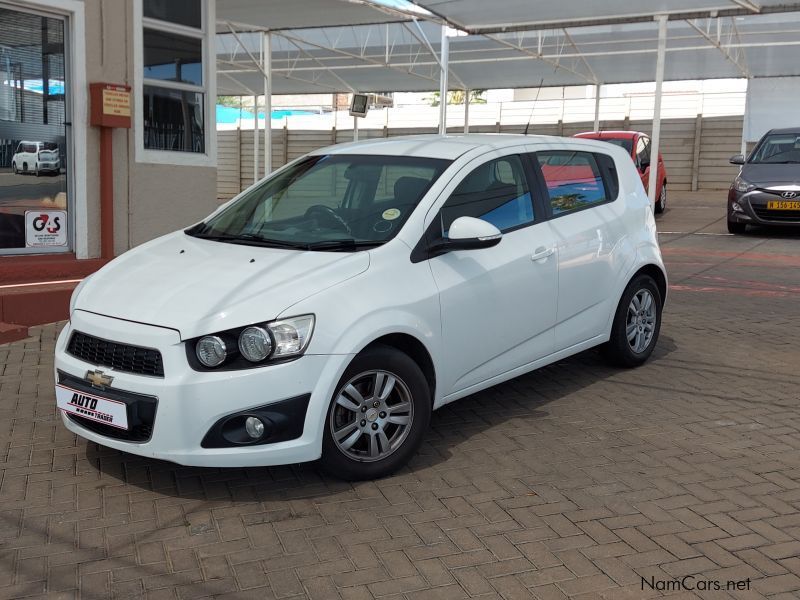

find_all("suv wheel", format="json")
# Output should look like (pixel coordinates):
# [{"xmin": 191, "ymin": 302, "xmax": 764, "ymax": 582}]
[
  {"xmin": 11, "ymin": 162, "xmax": 17, "ymax": 175},
  {"xmin": 321, "ymin": 345, "xmax": 431, "ymax": 480},
  {"xmin": 727, "ymin": 219, "xmax": 746, "ymax": 234},
  {"xmin": 602, "ymin": 274, "xmax": 662, "ymax": 367}
]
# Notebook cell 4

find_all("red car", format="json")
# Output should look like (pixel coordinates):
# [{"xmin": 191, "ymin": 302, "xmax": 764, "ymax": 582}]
[{"xmin": 574, "ymin": 131, "xmax": 668, "ymax": 213}]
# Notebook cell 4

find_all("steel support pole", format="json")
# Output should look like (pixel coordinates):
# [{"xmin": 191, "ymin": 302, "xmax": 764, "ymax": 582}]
[
  {"xmin": 741, "ymin": 78, "xmax": 750, "ymax": 155},
  {"xmin": 648, "ymin": 15, "xmax": 667, "ymax": 206},
  {"xmin": 263, "ymin": 32, "xmax": 272, "ymax": 174},
  {"xmin": 439, "ymin": 26, "xmax": 449, "ymax": 135},
  {"xmin": 464, "ymin": 89, "xmax": 470, "ymax": 133},
  {"xmin": 593, "ymin": 84, "xmax": 601, "ymax": 132},
  {"xmin": 253, "ymin": 94, "xmax": 259, "ymax": 182}
]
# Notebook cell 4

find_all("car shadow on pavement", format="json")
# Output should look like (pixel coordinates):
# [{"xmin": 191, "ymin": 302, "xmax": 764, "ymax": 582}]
[{"xmin": 80, "ymin": 334, "xmax": 679, "ymax": 508}]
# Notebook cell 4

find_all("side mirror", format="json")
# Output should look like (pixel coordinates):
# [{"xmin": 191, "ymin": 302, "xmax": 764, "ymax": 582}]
[
  {"xmin": 431, "ymin": 216, "xmax": 502, "ymax": 255},
  {"xmin": 729, "ymin": 154, "xmax": 745, "ymax": 165}
]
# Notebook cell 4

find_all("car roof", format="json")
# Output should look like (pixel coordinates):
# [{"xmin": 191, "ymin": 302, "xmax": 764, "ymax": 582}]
[
  {"xmin": 311, "ymin": 133, "xmax": 605, "ymax": 160},
  {"xmin": 574, "ymin": 131, "xmax": 641, "ymax": 140},
  {"xmin": 765, "ymin": 127, "xmax": 800, "ymax": 135}
]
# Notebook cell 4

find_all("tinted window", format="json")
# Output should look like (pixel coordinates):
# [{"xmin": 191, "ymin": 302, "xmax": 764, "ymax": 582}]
[
  {"xmin": 600, "ymin": 138, "xmax": 633, "ymax": 154},
  {"xmin": 538, "ymin": 151, "xmax": 608, "ymax": 215},
  {"xmin": 143, "ymin": 0, "xmax": 202, "ymax": 29},
  {"xmin": 440, "ymin": 155, "xmax": 534, "ymax": 234},
  {"xmin": 635, "ymin": 137, "xmax": 651, "ymax": 166},
  {"xmin": 143, "ymin": 29, "xmax": 203, "ymax": 86}
]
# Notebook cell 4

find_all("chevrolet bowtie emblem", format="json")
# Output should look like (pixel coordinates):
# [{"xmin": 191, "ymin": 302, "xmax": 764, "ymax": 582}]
[{"xmin": 85, "ymin": 369, "xmax": 113, "ymax": 389}]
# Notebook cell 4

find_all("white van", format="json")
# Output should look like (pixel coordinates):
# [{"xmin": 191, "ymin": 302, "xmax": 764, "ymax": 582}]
[{"xmin": 11, "ymin": 141, "xmax": 60, "ymax": 176}]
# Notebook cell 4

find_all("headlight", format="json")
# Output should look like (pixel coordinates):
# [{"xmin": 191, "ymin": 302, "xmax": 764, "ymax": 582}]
[
  {"xmin": 196, "ymin": 336, "xmax": 227, "ymax": 367},
  {"xmin": 189, "ymin": 314, "xmax": 314, "ymax": 370},
  {"xmin": 268, "ymin": 315, "xmax": 315, "ymax": 358},
  {"xmin": 734, "ymin": 177, "xmax": 755, "ymax": 193},
  {"xmin": 238, "ymin": 326, "xmax": 273, "ymax": 362}
]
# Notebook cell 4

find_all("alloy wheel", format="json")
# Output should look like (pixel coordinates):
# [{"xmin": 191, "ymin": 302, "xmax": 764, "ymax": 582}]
[
  {"xmin": 626, "ymin": 289, "xmax": 657, "ymax": 353},
  {"xmin": 329, "ymin": 370, "xmax": 414, "ymax": 462}
]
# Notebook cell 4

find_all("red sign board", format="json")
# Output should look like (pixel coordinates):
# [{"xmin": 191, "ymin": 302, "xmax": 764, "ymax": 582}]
[{"xmin": 90, "ymin": 83, "xmax": 132, "ymax": 128}]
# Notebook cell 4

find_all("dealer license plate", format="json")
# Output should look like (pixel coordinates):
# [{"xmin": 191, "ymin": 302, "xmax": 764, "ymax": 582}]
[
  {"xmin": 767, "ymin": 200, "xmax": 800, "ymax": 210},
  {"xmin": 55, "ymin": 384, "xmax": 129, "ymax": 430}
]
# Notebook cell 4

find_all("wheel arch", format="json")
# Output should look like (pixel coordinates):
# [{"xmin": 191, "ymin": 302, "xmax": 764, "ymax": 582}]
[
  {"xmin": 632, "ymin": 263, "xmax": 667, "ymax": 303},
  {"xmin": 359, "ymin": 333, "xmax": 436, "ymax": 404}
]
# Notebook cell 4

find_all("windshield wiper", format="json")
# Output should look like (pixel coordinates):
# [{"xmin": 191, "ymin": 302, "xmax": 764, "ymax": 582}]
[
  {"xmin": 305, "ymin": 239, "xmax": 384, "ymax": 251},
  {"xmin": 188, "ymin": 232, "xmax": 309, "ymax": 249}
]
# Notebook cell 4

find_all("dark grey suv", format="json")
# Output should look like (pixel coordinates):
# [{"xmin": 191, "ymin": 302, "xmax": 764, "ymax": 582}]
[{"xmin": 727, "ymin": 127, "xmax": 800, "ymax": 234}]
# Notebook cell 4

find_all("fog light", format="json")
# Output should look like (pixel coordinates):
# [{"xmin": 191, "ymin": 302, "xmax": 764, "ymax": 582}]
[
  {"xmin": 245, "ymin": 416, "xmax": 265, "ymax": 439},
  {"xmin": 732, "ymin": 201, "xmax": 745, "ymax": 213}
]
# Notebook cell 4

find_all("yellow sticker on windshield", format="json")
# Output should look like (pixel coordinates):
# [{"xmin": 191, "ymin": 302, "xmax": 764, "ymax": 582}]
[{"xmin": 382, "ymin": 208, "xmax": 401, "ymax": 221}]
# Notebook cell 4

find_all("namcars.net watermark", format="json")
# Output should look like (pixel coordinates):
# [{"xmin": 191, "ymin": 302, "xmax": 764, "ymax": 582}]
[{"xmin": 642, "ymin": 575, "xmax": 751, "ymax": 593}]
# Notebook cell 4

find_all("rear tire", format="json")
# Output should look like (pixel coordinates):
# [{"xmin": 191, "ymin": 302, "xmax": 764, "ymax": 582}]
[
  {"xmin": 727, "ymin": 219, "xmax": 747, "ymax": 234},
  {"xmin": 320, "ymin": 345, "xmax": 431, "ymax": 480},
  {"xmin": 11, "ymin": 162, "xmax": 17, "ymax": 175},
  {"xmin": 602, "ymin": 274, "xmax": 662, "ymax": 368},
  {"xmin": 655, "ymin": 183, "xmax": 666, "ymax": 213}
]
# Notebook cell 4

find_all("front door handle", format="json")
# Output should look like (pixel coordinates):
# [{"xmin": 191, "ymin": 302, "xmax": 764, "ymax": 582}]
[{"xmin": 531, "ymin": 246, "xmax": 555, "ymax": 261}]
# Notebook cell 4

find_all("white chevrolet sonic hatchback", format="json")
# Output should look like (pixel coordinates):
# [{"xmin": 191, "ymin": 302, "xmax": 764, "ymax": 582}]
[{"xmin": 56, "ymin": 135, "xmax": 666, "ymax": 479}]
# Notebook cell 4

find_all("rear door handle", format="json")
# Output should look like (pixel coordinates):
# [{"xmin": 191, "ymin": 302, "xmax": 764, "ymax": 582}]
[{"xmin": 531, "ymin": 246, "xmax": 555, "ymax": 261}]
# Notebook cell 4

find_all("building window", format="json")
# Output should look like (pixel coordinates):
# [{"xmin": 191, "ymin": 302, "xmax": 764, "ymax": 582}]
[{"xmin": 139, "ymin": 0, "xmax": 209, "ymax": 155}]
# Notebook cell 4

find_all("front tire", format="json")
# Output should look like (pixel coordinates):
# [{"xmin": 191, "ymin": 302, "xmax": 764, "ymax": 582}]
[
  {"xmin": 11, "ymin": 162, "xmax": 17, "ymax": 175},
  {"xmin": 602, "ymin": 274, "xmax": 662, "ymax": 368},
  {"xmin": 321, "ymin": 345, "xmax": 431, "ymax": 480},
  {"xmin": 655, "ymin": 183, "xmax": 666, "ymax": 213},
  {"xmin": 727, "ymin": 219, "xmax": 747, "ymax": 234}
]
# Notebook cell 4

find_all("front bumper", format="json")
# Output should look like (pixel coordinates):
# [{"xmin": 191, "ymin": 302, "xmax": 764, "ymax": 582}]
[
  {"xmin": 55, "ymin": 310, "xmax": 351, "ymax": 467},
  {"xmin": 729, "ymin": 187, "xmax": 800, "ymax": 226}
]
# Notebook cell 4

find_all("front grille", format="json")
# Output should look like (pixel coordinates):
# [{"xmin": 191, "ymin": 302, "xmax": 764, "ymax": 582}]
[
  {"xmin": 752, "ymin": 206, "xmax": 800, "ymax": 223},
  {"xmin": 58, "ymin": 371, "xmax": 158, "ymax": 443},
  {"xmin": 67, "ymin": 331, "xmax": 164, "ymax": 377}
]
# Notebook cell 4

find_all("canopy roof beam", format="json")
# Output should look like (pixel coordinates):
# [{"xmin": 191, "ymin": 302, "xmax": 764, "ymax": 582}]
[
  {"xmin": 275, "ymin": 29, "xmax": 440, "ymax": 85},
  {"xmin": 405, "ymin": 19, "xmax": 467, "ymax": 90},
  {"xmin": 455, "ymin": 3, "xmax": 800, "ymax": 33},
  {"xmin": 686, "ymin": 18, "xmax": 750, "ymax": 77},
  {"xmin": 484, "ymin": 32, "xmax": 599, "ymax": 85}
]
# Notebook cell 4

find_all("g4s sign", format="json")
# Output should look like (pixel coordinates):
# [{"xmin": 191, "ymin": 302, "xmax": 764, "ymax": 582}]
[{"xmin": 25, "ymin": 210, "xmax": 68, "ymax": 247}]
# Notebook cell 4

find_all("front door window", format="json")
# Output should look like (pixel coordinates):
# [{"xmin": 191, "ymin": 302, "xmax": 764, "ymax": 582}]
[{"xmin": 0, "ymin": 7, "xmax": 69, "ymax": 254}]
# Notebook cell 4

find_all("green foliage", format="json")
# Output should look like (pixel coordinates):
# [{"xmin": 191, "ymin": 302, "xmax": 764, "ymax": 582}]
[{"xmin": 430, "ymin": 90, "xmax": 487, "ymax": 107}]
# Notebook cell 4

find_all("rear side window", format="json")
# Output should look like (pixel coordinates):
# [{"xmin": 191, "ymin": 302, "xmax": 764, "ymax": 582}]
[
  {"xmin": 440, "ymin": 155, "xmax": 534, "ymax": 234},
  {"xmin": 537, "ymin": 151, "xmax": 617, "ymax": 216}
]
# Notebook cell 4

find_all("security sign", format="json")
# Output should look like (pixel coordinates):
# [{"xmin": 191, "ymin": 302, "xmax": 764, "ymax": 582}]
[{"xmin": 25, "ymin": 210, "xmax": 68, "ymax": 247}]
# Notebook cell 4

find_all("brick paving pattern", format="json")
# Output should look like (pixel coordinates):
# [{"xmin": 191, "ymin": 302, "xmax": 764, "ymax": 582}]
[{"xmin": 2, "ymin": 192, "xmax": 800, "ymax": 599}]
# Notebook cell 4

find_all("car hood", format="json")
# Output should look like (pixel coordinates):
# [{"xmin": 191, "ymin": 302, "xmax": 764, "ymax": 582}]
[
  {"xmin": 75, "ymin": 231, "xmax": 370, "ymax": 339},
  {"xmin": 741, "ymin": 163, "xmax": 800, "ymax": 187}
]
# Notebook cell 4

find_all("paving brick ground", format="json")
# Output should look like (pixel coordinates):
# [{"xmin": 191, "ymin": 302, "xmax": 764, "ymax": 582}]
[{"xmin": 2, "ymin": 191, "xmax": 800, "ymax": 599}]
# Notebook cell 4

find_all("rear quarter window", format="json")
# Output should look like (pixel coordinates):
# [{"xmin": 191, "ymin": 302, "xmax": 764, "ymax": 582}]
[{"xmin": 536, "ymin": 150, "xmax": 619, "ymax": 216}]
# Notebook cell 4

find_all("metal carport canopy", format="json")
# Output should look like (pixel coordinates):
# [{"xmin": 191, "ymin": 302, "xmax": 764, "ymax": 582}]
[
  {"xmin": 410, "ymin": 0, "xmax": 800, "ymax": 32},
  {"xmin": 216, "ymin": 3, "xmax": 800, "ymax": 95}
]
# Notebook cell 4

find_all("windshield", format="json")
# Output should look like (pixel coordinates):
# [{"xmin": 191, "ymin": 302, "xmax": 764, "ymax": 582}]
[
  {"xmin": 188, "ymin": 154, "xmax": 450, "ymax": 250},
  {"xmin": 749, "ymin": 133, "xmax": 800, "ymax": 164},
  {"xmin": 598, "ymin": 138, "xmax": 633, "ymax": 153}
]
